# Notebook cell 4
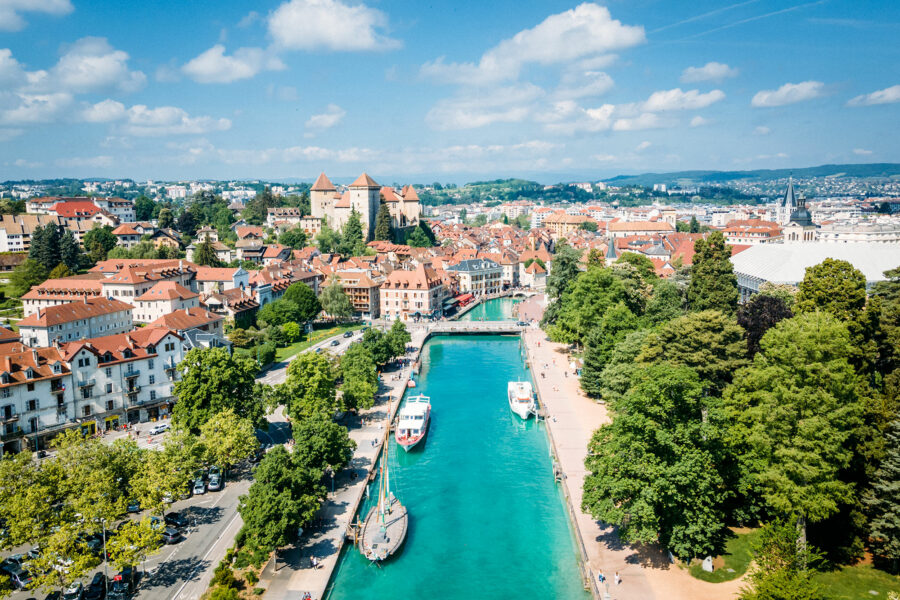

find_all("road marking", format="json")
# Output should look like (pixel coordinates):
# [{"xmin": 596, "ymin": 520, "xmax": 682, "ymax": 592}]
[{"xmin": 172, "ymin": 512, "xmax": 240, "ymax": 600}]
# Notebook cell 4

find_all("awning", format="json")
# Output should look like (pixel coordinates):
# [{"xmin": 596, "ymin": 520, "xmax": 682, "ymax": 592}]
[
  {"xmin": 442, "ymin": 298, "xmax": 459, "ymax": 307},
  {"xmin": 455, "ymin": 293, "xmax": 474, "ymax": 303}
]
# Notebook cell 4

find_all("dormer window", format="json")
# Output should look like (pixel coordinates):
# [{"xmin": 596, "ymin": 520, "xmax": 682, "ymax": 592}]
[
  {"xmin": 24, "ymin": 367, "xmax": 34, "ymax": 379},
  {"xmin": 52, "ymin": 363, "xmax": 61, "ymax": 374},
  {"xmin": 0, "ymin": 373, "xmax": 8, "ymax": 384}
]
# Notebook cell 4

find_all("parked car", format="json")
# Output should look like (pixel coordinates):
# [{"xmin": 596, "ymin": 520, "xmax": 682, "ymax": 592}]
[
  {"xmin": 0, "ymin": 554, "xmax": 24, "ymax": 572},
  {"xmin": 249, "ymin": 448, "xmax": 265, "ymax": 464},
  {"xmin": 62, "ymin": 581, "xmax": 84, "ymax": 600},
  {"xmin": 343, "ymin": 331, "xmax": 354, "ymax": 338},
  {"xmin": 207, "ymin": 474, "xmax": 222, "ymax": 491},
  {"xmin": 84, "ymin": 572, "xmax": 106, "ymax": 600},
  {"xmin": 126, "ymin": 499, "xmax": 141, "ymax": 513},
  {"xmin": 147, "ymin": 422, "xmax": 169, "ymax": 436},
  {"xmin": 44, "ymin": 592, "xmax": 61, "ymax": 600},
  {"xmin": 148, "ymin": 516, "xmax": 163, "ymax": 531},
  {"xmin": 193, "ymin": 479, "xmax": 206, "ymax": 495},
  {"xmin": 165, "ymin": 512, "xmax": 189, "ymax": 529},
  {"xmin": 2, "ymin": 565, "xmax": 33, "ymax": 590},
  {"xmin": 330, "ymin": 339, "xmax": 340, "ymax": 347},
  {"xmin": 162, "ymin": 527, "xmax": 181, "ymax": 544},
  {"xmin": 107, "ymin": 567, "xmax": 135, "ymax": 599}
]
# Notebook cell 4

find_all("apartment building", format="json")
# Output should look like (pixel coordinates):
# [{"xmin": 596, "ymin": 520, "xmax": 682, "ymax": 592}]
[
  {"xmin": 62, "ymin": 327, "xmax": 185, "ymax": 428},
  {"xmin": 335, "ymin": 269, "xmax": 384, "ymax": 320},
  {"xmin": 380, "ymin": 264, "xmax": 446, "ymax": 322},
  {"xmin": 17, "ymin": 297, "xmax": 134, "ymax": 347},
  {"xmin": 447, "ymin": 259, "xmax": 503, "ymax": 296},
  {"xmin": 0, "ymin": 344, "xmax": 72, "ymax": 455},
  {"xmin": 133, "ymin": 281, "xmax": 200, "ymax": 323},
  {"xmin": 194, "ymin": 266, "xmax": 249, "ymax": 295}
]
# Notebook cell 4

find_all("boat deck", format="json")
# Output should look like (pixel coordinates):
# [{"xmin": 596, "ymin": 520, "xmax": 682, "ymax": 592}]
[{"xmin": 359, "ymin": 496, "xmax": 408, "ymax": 561}]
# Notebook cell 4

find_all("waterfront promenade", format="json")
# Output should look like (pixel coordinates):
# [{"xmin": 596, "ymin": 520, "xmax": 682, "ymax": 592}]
[
  {"xmin": 518, "ymin": 295, "xmax": 743, "ymax": 600},
  {"xmin": 258, "ymin": 326, "xmax": 428, "ymax": 600}
]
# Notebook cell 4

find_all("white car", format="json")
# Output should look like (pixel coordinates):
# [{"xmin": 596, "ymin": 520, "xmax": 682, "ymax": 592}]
[{"xmin": 148, "ymin": 422, "xmax": 170, "ymax": 436}]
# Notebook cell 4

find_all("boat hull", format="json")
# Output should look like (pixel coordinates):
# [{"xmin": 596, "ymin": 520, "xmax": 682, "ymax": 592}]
[
  {"xmin": 395, "ymin": 411, "xmax": 430, "ymax": 451},
  {"xmin": 509, "ymin": 402, "xmax": 534, "ymax": 419},
  {"xmin": 359, "ymin": 496, "xmax": 408, "ymax": 562}
]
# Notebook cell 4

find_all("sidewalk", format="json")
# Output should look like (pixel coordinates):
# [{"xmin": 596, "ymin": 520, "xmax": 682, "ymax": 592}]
[
  {"xmin": 258, "ymin": 328, "xmax": 428, "ymax": 600},
  {"xmin": 523, "ymin": 325, "xmax": 743, "ymax": 600}
]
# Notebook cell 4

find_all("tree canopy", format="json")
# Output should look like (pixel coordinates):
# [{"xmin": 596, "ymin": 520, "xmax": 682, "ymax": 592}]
[
  {"xmin": 282, "ymin": 282, "xmax": 321, "ymax": 322},
  {"xmin": 319, "ymin": 275, "xmax": 353, "ymax": 319},
  {"xmin": 687, "ymin": 231, "xmax": 738, "ymax": 313}
]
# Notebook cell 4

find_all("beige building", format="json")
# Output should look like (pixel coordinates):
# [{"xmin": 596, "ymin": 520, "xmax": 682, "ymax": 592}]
[
  {"xmin": 133, "ymin": 281, "xmax": 200, "ymax": 323},
  {"xmin": 335, "ymin": 269, "xmax": 385, "ymax": 320},
  {"xmin": 543, "ymin": 213, "xmax": 592, "ymax": 238},
  {"xmin": 380, "ymin": 264, "xmax": 446, "ymax": 322},
  {"xmin": 448, "ymin": 259, "xmax": 503, "ymax": 296}
]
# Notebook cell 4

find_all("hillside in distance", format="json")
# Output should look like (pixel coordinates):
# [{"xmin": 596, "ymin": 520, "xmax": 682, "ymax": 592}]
[{"xmin": 603, "ymin": 163, "xmax": 900, "ymax": 186}]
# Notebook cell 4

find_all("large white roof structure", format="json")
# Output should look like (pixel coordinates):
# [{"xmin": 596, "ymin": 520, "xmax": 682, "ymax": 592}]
[{"xmin": 731, "ymin": 242, "xmax": 900, "ymax": 294}]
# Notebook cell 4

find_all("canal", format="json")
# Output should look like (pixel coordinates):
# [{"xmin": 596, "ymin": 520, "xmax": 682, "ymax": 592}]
[
  {"xmin": 326, "ymin": 335, "xmax": 588, "ymax": 600},
  {"xmin": 457, "ymin": 297, "xmax": 521, "ymax": 321}
]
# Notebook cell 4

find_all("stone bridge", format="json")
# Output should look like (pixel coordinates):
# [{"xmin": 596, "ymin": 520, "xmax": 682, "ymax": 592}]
[{"xmin": 428, "ymin": 320, "xmax": 524, "ymax": 334}]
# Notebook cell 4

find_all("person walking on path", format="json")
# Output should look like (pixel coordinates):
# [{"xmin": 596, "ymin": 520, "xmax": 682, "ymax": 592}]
[{"xmin": 615, "ymin": 572, "xmax": 621, "ymax": 585}]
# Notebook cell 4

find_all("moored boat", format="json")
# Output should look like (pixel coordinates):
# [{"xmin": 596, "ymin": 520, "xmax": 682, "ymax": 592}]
[
  {"xmin": 359, "ymin": 430, "xmax": 408, "ymax": 562},
  {"xmin": 507, "ymin": 381, "xmax": 535, "ymax": 419},
  {"xmin": 395, "ymin": 394, "xmax": 431, "ymax": 451}
]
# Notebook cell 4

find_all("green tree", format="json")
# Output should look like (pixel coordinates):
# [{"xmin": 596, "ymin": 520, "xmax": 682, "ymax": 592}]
[
  {"xmin": 724, "ymin": 312, "xmax": 864, "ymax": 542},
  {"xmin": 199, "ymin": 409, "xmax": 259, "ymax": 479},
  {"xmin": 193, "ymin": 235, "xmax": 223, "ymax": 267},
  {"xmin": 645, "ymin": 279, "xmax": 684, "ymax": 325},
  {"xmin": 543, "ymin": 242, "xmax": 581, "ymax": 324},
  {"xmin": 29, "ymin": 224, "xmax": 61, "ymax": 271},
  {"xmin": 549, "ymin": 267, "xmax": 627, "ymax": 345},
  {"xmin": 374, "ymin": 203, "xmax": 392, "ymax": 241},
  {"xmin": 865, "ymin": 419, "xmax": 900, "ymax": 572},
  {"xmin": 386, "ymin": 318, "xmax": 411, "ymax": 358},
  {"xmin": 242, "ymin": 187, "xmax": 277, "ymax": 225},
  {"xmin": 292, "ymin": 415, "xmax": 357, "ymax": 472},
  {"xmin": 59, "ymin": 229, "xmax": 85, "ymax": 270},
  {"xmin": 279, "ymin": 226, "xmax": 308, "ymax": 250},
  {"xmin": 228, "ymin": 328, "xmax": 253, "ymax": 348},
  {"xmin": 134, "ymin": 195, "xmax": 155, "ymax": 221},
  {"xmin": 106, "ymin": 518, "xmax": 163, "ymax": 573},
  {"xmin": 282, "ymin": 282, "xmax": 321, "ymax": 323},
  {"xmin": 689, "ymin": 215, "xmax": 701, "ymax": 233},
  {"xmin": 340, "ymin": 209, "xmax": 364, "ymax": 254},
  {"xmin": 459, "ymin": 208, "xmax": 467, "ymax": 223},
  {"xmin": 157, "ymin": 207, "xmax": 174, "ymax": 229},
  {"xmin": 578, "ymin": 220, "xmax": 598, "ymax": 232},
  {"xmin": 473, "ymin": 214, "xmax": 487, "ymax": 226},
  {"xmin": 739, "ymin": 519, "xmax": 824, "ymax": 600},
  {"xmin": 758, "ymin": 282, "xmax": 798, "ymax": 310},
  {"xmin": 687, "ymin": 231, "xmax": 738, "ymax": 313},
  {"xmin": 282, "ymin": 321, "xmax": 302, "ymax": 343},
  {"xmin": 131, "ymin": 430, "xmax": 199, "ymax": 515},
  {"xmin": 580, "ymin": 303, "xmax": 640, "ymax": 398},
  {"xmin": 360, "ymin": 327, "xmax": 393, "ymax": 366},
  {"xmin": 639, "ymin": 310, "xmax": 747, "ymax": 396},
  {"xmin": 29, "ymin": 523, "xmax": 100, "ymax": 595},
  {"xmin": 83, "ymin": 225, "xmax": 117, "ymax": 261},
  {"xmin": 582, "ymin": 364, "xmax": 728, "ymax": 560},
  {"xmin": 9, "ymin": 258, "xmax": 48, "ymax": 296},
  {"xmin": 737, "ymin": 294, "xmax": 793, "ymax": 357},
  {"xmin": 339, "ymin": 343, "xmax": 378, "ymax": 412},
  {"xmin": 407, "ymin": 226, "xmax": 430, "ymax": 247},
  {"xmin": 319, "ymin": 275, "xmax": 352, "ymax": 319},
  {"xmin": 315, "ymin": 224, "xmax": 341, "ymax": 253},
  {"xmin": 257, "ymin": 299, "xmax": 301, "ymax": 327},
  {"xmin": 278, "ymin": 352, "xmax": 337, "ymax": 420},
  {"xmin": 173, "ymin": 348, "xmax": 262, "ymax": 433},
  {"xmin": 795, "ymin": 258, "xmax": 866, "ymax": 321},
  {"xmin": 595, "ymin": 329, "xmax": 652, "ymax": 404}
]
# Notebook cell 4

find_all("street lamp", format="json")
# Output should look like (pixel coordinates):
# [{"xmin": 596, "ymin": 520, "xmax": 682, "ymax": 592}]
[{"xmin": 101, "ymin": 518, "xmax": 109, "ymax": 584}]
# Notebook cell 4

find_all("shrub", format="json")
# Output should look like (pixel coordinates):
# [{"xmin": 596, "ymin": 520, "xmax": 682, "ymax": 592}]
[
  {"xmin": 211, "ymin": 563, "xmax": 237, "ymax": 589},
  {"xmin": 245, "ymin": 570, "xmax": 259, "ymax": 585},
  {"xmin": 210, "ymin": 587, "xmax": 240, "ymax": 600}
]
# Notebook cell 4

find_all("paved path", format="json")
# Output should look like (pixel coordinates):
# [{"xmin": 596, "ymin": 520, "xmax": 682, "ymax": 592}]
[
  {"xmin": 522, "ymin": 302, "xmax": 743, "ymax": 600},
  {"xmin": 258, "ymin": 326, "xmax": 429, "ymax": 600}
]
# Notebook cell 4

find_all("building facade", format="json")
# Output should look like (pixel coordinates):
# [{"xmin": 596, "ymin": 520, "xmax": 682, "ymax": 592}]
[
  {"xmin": 380, "ymin": 264, "xmax": 446, "ymax": 322},
  {"xmin": 448, "ymin": 259, "xmax": 503, "ymax": 296},
  {"xmin": 17, "ymin": 297, "xmax": 134, "ymax": 347}
]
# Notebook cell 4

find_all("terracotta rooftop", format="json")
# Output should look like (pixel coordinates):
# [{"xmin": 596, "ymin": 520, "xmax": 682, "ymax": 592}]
[
  {"xmin": 61, "ymin": 327, "xmax": 180, "ymax": 364},
  {"xmin": 311, "ymin": 172, "xmax": 336, "ymax": 192},
  {"xmin": 135, "ymin": 281, "xmax": 198, "ymax": 302},
  {"xmin": 149, "ymin": 307, "xmax": 223, "ymax": 331},
  {"xmin": 195, "ymin": 267, "xmax": 241, "ymax": 281},
  {"xmin": 0, "ymin": 344, "xmax": 69, "ymax": 386},
  {"xmin": 17, "ymin": 297, "xmax": 133, "ymax": 328},
  {"xmin": 350, "ymin": 172, "xmax": 380, "ymax": 188}
]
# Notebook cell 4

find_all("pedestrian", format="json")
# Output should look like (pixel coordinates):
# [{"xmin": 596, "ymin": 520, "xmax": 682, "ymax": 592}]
[
  {"xmin": 597, "ymin": 570, "xmax": 605, "ymax": 584},
  {"xmin": 615, "ymin": 572, "xmax": 621, "ymax": 585}
]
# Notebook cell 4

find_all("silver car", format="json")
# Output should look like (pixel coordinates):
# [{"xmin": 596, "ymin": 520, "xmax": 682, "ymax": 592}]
[{"xmin": 193, "ymin": 479, "xmax": 206, "ymax": 495}]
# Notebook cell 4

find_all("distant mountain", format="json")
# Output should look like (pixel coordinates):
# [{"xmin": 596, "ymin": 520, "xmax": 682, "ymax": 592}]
[{"xmin": 602, "ymin": 163, "xmax": 900, "ymax": 186}]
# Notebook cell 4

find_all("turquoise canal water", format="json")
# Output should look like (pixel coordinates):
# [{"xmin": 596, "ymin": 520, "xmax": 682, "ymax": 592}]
[
  {"xmin": 458, "ymin": 297, "xmax": 521, "ymax": 321},
  {"xmin": 326, "ymin": 335, "xmax": 588, "ymax": 600}
]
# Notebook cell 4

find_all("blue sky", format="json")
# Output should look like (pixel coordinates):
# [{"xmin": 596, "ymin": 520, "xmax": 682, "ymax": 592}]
[{"xmin": 0, "ymin": 0, "xmax": 898, "ymax": 183}]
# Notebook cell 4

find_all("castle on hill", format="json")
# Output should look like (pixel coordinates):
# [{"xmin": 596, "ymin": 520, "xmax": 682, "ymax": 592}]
[{"xmin": 310, "ymin": 172, "xmax": 422, "ymax": 240}]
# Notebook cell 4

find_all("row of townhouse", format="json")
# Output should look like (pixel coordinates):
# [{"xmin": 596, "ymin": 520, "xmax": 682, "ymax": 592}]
[{"xmin": 0, "ymin": 327, "xmax": 184, "ymax": 456}]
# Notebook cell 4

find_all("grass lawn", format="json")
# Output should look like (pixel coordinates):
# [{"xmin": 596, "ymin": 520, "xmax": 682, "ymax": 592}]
[
  {"xmin": 815, "ymin": 564, "xmax": 900, "ymax": 599},
  {"xmin": 273, "ymin": 323, "xmax": 363, "ymax": 361},
  {"xmin": 689, "ymin": 528, "xmax": 761, "ymax": 583}
]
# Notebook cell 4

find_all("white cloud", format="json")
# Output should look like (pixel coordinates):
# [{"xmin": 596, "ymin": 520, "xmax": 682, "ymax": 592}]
[
  {"xmin": 305, "ymin": 103, "xmax": 345, "ymax": 130},
  {"xmin": 426, "ymin": 84, "xmax": 543, "ymax": 130},
  {"xmin": 680, "ymin": 61, "xmax": 738, "ymax": 83},
  {"xmin": 0, "ymin": 127, "xmax": 22, "ymax": 141},
  {"xmin": 853, "ymin": 148, "xmax": 873, "ymax": 155},
  {"xmin": 0, "ymin": 92, "xmax": 72, "ymax": 124},
  {"xmin": 612, "ymin": 112, "xmax": 669, "ymax": 131},
  {"xmin": 237, "ymin": 11, "xmax": 259, "ymax": 28},
  {"xmin": 79, "ymin": 99, "xmax": 126, "ymax": 123},
  {"xmin": 555, "ymin": 70, "xmax": 614, "ymax": 100},
  {"xmin": 182, "ymin": 45, "xmax": 285, "ymax": 84},
  {"xmin": 39, "ymin": 37, "xmax": 146, "ymax": 94},
  {"xmin": 121, "ymin": 105, "xmax": 232, "ymax": 136},
  {"xmin": 268, "ymin": 0, "xmax": 400, "ymax": 52},
  {"xmin": 690, "ymin": 115, "xmax": 710, "ymax": 127},
  {"xmin": 847, "ymin": 84, "xmax": 900, "ymax": 106},
  {"xmin": 593, "ymin": 154, "xmax": 617, "ymax": 162},
  {"xmin": 0, "ymin": 0, "xmax": 72, "ymax": 32},
  {"xmin": 0, "ymin": 48, "xmax": 25, "ymax": 85},
  {"xmin": 642, "ymin": 88, "xmax": 725, "ymax": 111},
  {"xmin": 635, "ymin": 141, "xmax": 652, "ymax": 151},
  {"xmin": 421, "ymin": 3, "xmax": 644, "ymax": 85},
  {"xmin": 55, "ymin": 155, "xmax": 115, "ymax": 169},
  {"xmin": 754, "ymin": 125, "xmax": 771, "ymax": 135},
  {"xmin": 751, "ymin": 81, "xmax": 824, "ymax": 107},
  {"xmin": 12, "ymin": 158, "xmax": 42, "ymax": 168}
]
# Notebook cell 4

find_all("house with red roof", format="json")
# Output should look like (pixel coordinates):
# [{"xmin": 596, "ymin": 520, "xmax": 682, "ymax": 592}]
[
  {"xmin": 134, "ymin": 281, "xmax": 200, "ymax": 323},
  {"xmin": 17, "ymin": 297, "xmax": 134, "ymax": 347}
]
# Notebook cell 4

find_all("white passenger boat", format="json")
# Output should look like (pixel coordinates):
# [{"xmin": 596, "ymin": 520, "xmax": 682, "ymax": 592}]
[
  {"xmin": 394, "ymin": 394, "xmax": 431, "ymax": 451},
  {"xmin": 507, "ymin": 381, "xmax": 535, "ymax": 419}
]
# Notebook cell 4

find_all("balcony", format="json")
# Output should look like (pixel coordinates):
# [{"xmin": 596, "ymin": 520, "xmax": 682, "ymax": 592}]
[
  {"xmin": 77, "ymin": 379, "xmax": 96, "ymax": 388},
  {"xmin": 124, "ymin": 369, "xmax": 140, "ymax": 380},
  {"xmin": 125, "ymin": 386, "xmax": 141, "ymax": 397},
  {"xmin": 50, "ymin": 382, "xmax": 65, "ymax": 395},
  {"xmin": 1, "ymin": 426, "xmax": 23, "ymax": 442},
  {"xmin": 1, "ymin": 409, "xmax": 16, "ymax": 422}
]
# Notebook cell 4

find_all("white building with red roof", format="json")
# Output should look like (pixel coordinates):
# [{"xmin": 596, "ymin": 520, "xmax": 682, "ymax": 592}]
[
  {"xmin": 17, "ymin": 297, "xmax": 134, "ymax": 347},
  {"xmin": 380, "ymin": 263, "xmax": 446, "ymax": 322},
  {"xmin": 134, "ymin": 281, "xmax": 200, "ymax": 323}
]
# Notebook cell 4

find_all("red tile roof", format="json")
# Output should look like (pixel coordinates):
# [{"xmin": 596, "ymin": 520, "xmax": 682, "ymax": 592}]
[
  {"xmin": 350, "ymin": 172, "xmax": 379, "ymax": 188},
  {"xmin": 311, "ymin": 172, "xmax": 336, "ymax": 192},
  {"xmin": 50, "ymin": 201, "xmax": 101, "ymax": 218},
  {"xmin": 0, "ymin": 344, "xmax": 69, "ymax": 386},
  {"xmin": 135, "ymin": 281, "xmax": 198, "ymax": 302},
  {"xmin": 148, "ymin": 307, "xmax": 223, "ymax": 331},
  {"xmin": 61, "ymin": 327, "xmax": 180, "ymax": 364},
  {"xmin": 17, "ymin": 297, "xmax": 133, "ymax": 328}
]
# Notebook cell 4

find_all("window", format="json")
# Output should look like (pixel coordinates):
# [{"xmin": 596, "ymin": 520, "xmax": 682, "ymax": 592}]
[
  {"xmin": 149, "ymin": 375, "xmax": 155, "ymax": 385},
  {"xmin": 27, "ymin": 399, "xmax": 37, "ymax": 411},
  {"xmin": 82, "ymin": 405, "xmax": 91, "ymax": 417},
  {"xmin": 164, "ymin": 342, "xmax": 175, "ymax": 352},
  {"xmin": 27, "ymin": 383, "xmax": 34, "ymax": 392},
  {"xmin": 105, "ymin": 368, "xmax": 112, "ymax": 377},
  {"xmin": 82, "ymin": 388, "xmax": 92, "ymax": 399},
  {"xmin": 1, "ymin": 388, "xmax": 8, "ymax": 399},
  {"xmin": 106, "ymin": 400, "xmax": 114, "ymax": 411},
  {"xmin": 106, "ymin": 383, "xmax": 113, "ymax": 394},
  {"xmin": 148, "ymin": 359, "xmax": 155, "ymax": 370},
  {"xmin": 149, "ymin": 390, "xmax": 156, "ymax": 401}
]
